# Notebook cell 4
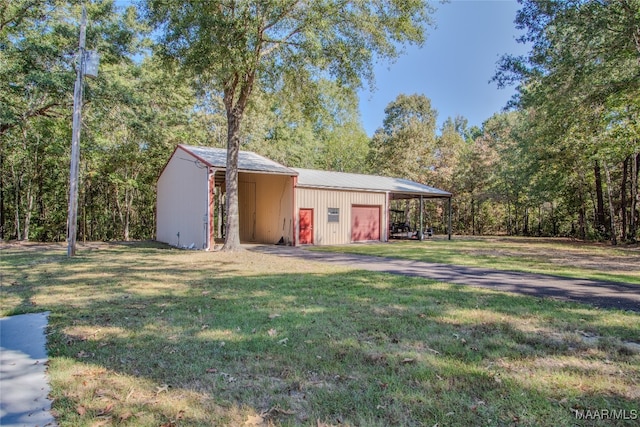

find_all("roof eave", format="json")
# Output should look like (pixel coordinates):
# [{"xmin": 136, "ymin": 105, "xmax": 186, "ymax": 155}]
[
  {"xmin": 238, "ymin": 168, "xmax": 299, "ymax": 176},
  {"xmin": 296, "ymin": 183, "xmax": 451, "ymax": 198}
]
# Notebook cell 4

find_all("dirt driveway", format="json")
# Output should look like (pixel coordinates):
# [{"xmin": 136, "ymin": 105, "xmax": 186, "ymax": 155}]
[{"xmin": 250, "ymin": 245, "xmax": 640, "ymax": 312}]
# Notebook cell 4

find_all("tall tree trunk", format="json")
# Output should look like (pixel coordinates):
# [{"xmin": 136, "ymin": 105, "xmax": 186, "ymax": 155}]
[
  {"xmin": 621, "ymin": 156, "xmax": 629, "ymax": 241},
  {"xmin": 538, "ymin": 204, "xmax": 542, "ymax": 236},
  {"xmin": 631, "ymin": 152, "xmax": 639, "ymax": 242},
  {"xmin": 124, "ymin": 187, "xmax": 131, "ymax": 241},
  {"xmin": 22, "ymin": 190, "xmax": 33, "ymax": 241},
  {"xmin": 594, "ymin": 160, "xmax": 607, "ymax": 237},
  {"xmin": 579, "ymin": 205, "xmax": 586, "ymax": 240},
  {"xmin": 513, "ymin": 203, "xmax": 519, "ymax": 236},
  {"xmin": 11, "ymin": 163, "xmax": 21, "ymax": 240},
  {"xmin": 222, "ymin": 106, "xmax": 243, "ymax": 251},
  {"xmin": 221, "ymin": 71, "xmax": 255, "ymax": 252},
  {"xmin": 0, "ymin": 147, "xmax": 4, "ymax": 240},
  {"xmin": 14, "ymin": 183, "xmax": 20, "ymax": 241},
  {"xmin": 471, "ymin": 197, "xmax": 475, "ymax": 235},
  {"xmin": 507, "ymin": 201, "xmax": 511, "ymax": 235},
  {"xmin": 603, "ymin": 160, "xmax": 617, "ymax": 246}
]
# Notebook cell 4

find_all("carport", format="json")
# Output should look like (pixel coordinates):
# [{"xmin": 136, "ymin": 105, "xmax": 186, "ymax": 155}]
[{"xmin": 386, "ymin": 181, "xmax": 454, "ymax": 241}]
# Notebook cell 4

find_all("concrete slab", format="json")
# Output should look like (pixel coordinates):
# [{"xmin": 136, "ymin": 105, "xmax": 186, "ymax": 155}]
[{"xmin": 1, "ymin": 312, "xmax": 56, "ymax": 427}]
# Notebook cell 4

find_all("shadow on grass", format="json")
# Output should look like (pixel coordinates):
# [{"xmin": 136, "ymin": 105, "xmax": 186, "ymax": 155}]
[
  {"xmin": 1, "ymin": 243, "xmax": 639, "ymax": 426},
  {"xmin": 292, "ymin": 245, "xmax": 640, "ymax": 312}
]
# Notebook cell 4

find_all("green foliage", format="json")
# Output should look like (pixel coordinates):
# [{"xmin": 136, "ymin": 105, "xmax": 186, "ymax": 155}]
[
  {"xmin": 0, "ymin": 1, "xmax": 205, "ymax": 242},
  {"xmin": 492, "ymin": 0, "xmax": 640, "ymax": 242},
  {"xmin": 144, "ymin": 0, "xmax": 436, "ymax": 250},
  {"xmin": 367, "ymin": 93, "xmax": 438, "ymax": 180},
  {"xmin": 2, "ymin": 0, "xmax": 637, "ymax": 244},
  {"xmin": 243, "ymin": 79, "xmax": 369, "ymax": 172}
]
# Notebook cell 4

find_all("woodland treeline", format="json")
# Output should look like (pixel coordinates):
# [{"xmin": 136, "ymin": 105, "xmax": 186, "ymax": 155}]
[{"xmin": 1, "ymin": 0, "xmax": 638, "ymax": 244}]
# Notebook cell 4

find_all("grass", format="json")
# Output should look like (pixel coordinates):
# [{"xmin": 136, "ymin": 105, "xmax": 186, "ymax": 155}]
[
  {"xmin": 1, "ymin": 240, "xmax": 639, "ymax": 426},
  {"xmin": 311, "ymin": 236, "xmax": 640, "ymax": 285}
]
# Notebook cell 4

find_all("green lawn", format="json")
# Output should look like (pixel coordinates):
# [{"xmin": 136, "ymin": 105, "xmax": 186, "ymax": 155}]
[
  {"xmin": 1, "ymin": 241, "xmax": 639, "ymax": 426},
  {"xmin": 311, "ymin": 236, "xmax": 640, "ymax": 285}
]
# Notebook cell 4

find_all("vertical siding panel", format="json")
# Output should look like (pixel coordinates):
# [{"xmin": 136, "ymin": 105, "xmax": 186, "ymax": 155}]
[
  {"xmin": 295, "ymin": 188, "xmax": 385, "ymax": 245},
  {"xmin": 239, "ymin": 180, "xmax": 256, "ymax": 242},
  {"xmin": 157, "ymin": 149, "xmax": 208, "ymax": 248},
  {"xmin": 251, "ymin": 173, "xmax": 294, "ymax": 244}
]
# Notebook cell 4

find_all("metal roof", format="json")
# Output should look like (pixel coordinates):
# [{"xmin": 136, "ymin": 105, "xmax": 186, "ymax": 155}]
[
  {"xmin": 175, "ymin": 145, "xmax": 450, "ymax": 198},
  {"xmin": 293, "ymin": 168, "xmax": 452, "ymax": 198},
  {"xmin": 179, "ymin": 144, "xmax": 298, "ymax": 176}
]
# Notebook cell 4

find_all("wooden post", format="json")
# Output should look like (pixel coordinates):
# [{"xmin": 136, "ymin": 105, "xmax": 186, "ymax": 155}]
[{"xmin": 67, "ymin": 6, "xmax": 86, "ymax": 257}]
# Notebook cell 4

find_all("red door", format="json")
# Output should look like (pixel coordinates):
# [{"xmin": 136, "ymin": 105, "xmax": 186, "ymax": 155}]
[
  {"xmin": 351, "ymin": 205, "xmax": 380, "ymax": 242},
  {"xmin": 299, "ymin": 209, "xmax": 314, "ymax": 244}
]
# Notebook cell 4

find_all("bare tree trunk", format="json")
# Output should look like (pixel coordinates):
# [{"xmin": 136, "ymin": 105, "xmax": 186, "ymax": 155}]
[
  {"xmin": 471, "ymin": 198, "xmax": 475, "ymax": 235},
  {"xmin": 538, "ymin": 204, "xmax": 542, "ymax": 236},
  {"xmin": 631, "ymin": 152, "xmax": 639, "ymax": 242},
  {"xmin": 507, "ymin": 202, "xmax": 511, "ymax": 235},
  {"xmin": 603, "ymin": 160, "xmax": 617, "ymax": 246},
  {"xmin": 594, "ymin": 160, "xmax": 607, "ymax": 237},
  {"xmin": 124, "ymin": 187, "xmax": 131, "ymax": 241},
  {"xmin": 222, "ymin": 107, "xmax": 243, "ymax": 251},
  {"xmin": 621, "ymin": 156, "xmax": 629, "ymax": 241},
  {"xmin": 0, "ymin": 147, "xmax": 4, "ymax": 240},
  {"xmin": 511, "ymin": 201, "xmax": 518, "ymax": 236},
  {"xmin": 579, "ymin": 205, "xmax": 586, "ymax": 240},
  {"xmin": 11, "ymin": 163, "xmax": 21, "ymax": 240},
  {"xmin": 221, "ymin": 70, "xmax": 255, "ymax": 252},
  {"xmin": 22, "ymin": 187, "xmax": 33, "ymax": 241}
]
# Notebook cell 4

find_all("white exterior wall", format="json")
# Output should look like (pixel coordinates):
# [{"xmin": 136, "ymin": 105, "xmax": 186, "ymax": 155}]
[
  {"xmin": 157, "ymin": 148, "xmax": 209, "ymax": 249},
  {"xmin": 295, "ymin": 187, "xmax": 388, "ymax": 245}
]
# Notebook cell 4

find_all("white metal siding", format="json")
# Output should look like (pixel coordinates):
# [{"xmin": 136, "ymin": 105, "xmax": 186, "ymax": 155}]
[
  {"xmin": 156, "ymin": 149, "xmax": 209, "ymax": 249},
  {"xmin": 295, "ymin": 188, "xmax": 386, "ymax": 245}
]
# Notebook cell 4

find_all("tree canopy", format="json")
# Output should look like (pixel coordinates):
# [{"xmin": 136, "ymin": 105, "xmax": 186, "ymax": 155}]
[
  {"xmin": 1, "ymin": 0, "xmax": 638, "ymax": 245},
  {"xmin": 143, "ymin": 0, "xmax": 436, "ymax": 250}
]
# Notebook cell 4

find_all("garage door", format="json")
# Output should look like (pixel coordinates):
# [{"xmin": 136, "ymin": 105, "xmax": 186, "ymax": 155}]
[{"xmin": 351, "ymin": 205, "xmax": 380, "ymax": 242}]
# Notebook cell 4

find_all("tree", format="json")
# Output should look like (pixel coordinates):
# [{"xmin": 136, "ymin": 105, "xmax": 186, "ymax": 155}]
[
  {"xmin": 367, "ymin": 93, "xmax": 438, "ymax": 181},
  {"xmin": 242, "ymin": 79, "xmax": 369, "ymax": 172},
  {"xmin": 0, "ymin": 0, "xmax": 147, "ymax": 241},
  {"xmin": 144, "ymin": 0, "xmax": 436, "ymax": 251},
  {"xmin": 1, "ymin": 1, "xmax": 211, "ymax": 243},
  {"xmin": 493, "ymin": 0, "xmax": 640, "ymax": 242}
]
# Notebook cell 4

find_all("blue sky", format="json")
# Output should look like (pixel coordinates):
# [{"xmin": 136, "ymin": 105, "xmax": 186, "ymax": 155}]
[
  {"xmin": 358, "ymin": 0, "xmax": 529, "ymax": 135},
  {"xmin": 115, "ymin": 0, "xmax": 528, "ymax": 136}
]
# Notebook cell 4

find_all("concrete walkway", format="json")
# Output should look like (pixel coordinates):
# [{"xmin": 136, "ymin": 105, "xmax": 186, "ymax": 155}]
[
  {"xmin": 0, "ymin": 312, "xmax": 56, "ymax": 427},
  {"xmin": 250, "ymin": 245, "xmax": 640, "ymax": 312}
]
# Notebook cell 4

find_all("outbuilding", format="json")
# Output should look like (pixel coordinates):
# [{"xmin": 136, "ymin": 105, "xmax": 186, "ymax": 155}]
[{"xmin": 156, "ymin": 144, "xmax": 452, "ymax": 249}]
